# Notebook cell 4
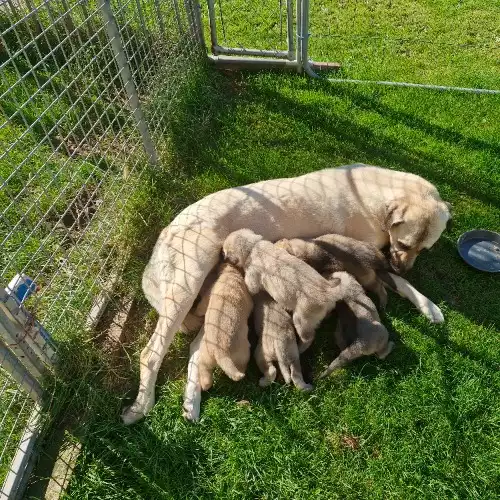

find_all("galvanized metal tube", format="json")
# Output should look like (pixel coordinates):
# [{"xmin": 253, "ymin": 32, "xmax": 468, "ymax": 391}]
[
  {"xmin": 0, "ymin": 341, "xmax": 42, "ymax": 401},
  {"xmin": 286, "ymin": 0, "xmax": 295, "ymax": 60},
  {"xmin": 213, "ymin": 45, "xmax": 290, "ymax": 58},
  {"xmin": 295, "ymin": 0, "xmax": 302, "ymax": 69},
  {"xmin": 207, "ymin": 0, "xmax": 218, "ymax": 53},
  {"xmin": 100, "ymin": 0, "xmax": 158, "ymax": 164},
  {"xmin": 208, "ymin": 54, "xmax": 300, "ymax": 70},
  {"xmin": 326, "ymin": 78, "xmax": 500, "ymax": 95}
]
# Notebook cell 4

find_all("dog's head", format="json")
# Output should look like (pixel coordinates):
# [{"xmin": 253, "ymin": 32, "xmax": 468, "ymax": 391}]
[
  {"xmin": 222, "ymin": 229, "xmax": 263, "ymax": 268},
  {"xmin": 384, "ymin": 196, "xmax": 451, "ymax": 274}
]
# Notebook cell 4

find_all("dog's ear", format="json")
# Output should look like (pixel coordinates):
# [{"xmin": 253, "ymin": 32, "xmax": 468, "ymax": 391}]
[
  {"xmin": 384, "ymin": 199, "xmax": 407, "ymax": 230},
  {"xmin": 442, "ymin": 201, "xmax": 453, "ymax": 232},
  {"xmin": 329, "ymin": 277, "xmax": 341, "ymax": 287}
]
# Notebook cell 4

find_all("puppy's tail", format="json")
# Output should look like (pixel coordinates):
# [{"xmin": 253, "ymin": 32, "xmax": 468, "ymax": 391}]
[{"xmin": 217, "ymin": 355, "xmax": 246, "ymax": 382}]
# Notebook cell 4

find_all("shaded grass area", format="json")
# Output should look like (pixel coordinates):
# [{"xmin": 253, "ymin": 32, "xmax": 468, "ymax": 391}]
[{"xmin": 55, "ymin": 67, "xmax": 500, "ymax": 499}]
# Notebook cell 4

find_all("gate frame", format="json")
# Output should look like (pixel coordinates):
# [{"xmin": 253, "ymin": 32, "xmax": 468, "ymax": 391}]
[{"xmin": 206, "ymin": 0, "xmax": 340, "ymax": 72}]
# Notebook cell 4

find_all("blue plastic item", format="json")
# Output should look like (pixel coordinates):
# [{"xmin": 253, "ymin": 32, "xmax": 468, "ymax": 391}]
[{"xmin": 457, "ymin": 230, "xmax": 500, "ymax": 273}]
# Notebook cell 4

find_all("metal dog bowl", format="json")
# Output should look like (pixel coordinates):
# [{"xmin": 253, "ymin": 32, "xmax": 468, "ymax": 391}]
[{"xmin": 457, "ymin": 230, "xmax": 500, "ymax": 273}]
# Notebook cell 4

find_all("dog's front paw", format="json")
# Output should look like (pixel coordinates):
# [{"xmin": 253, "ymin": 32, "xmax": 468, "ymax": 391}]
[
  {"xmin": 422, "ymin": 302, "xmax": 445, "ymax": 324},
  {"xmin": 182, "ymin": 390, "xmax": 201, "ymax": 422},
  {"xmin": 182, "ymin": 404, "xmax": 200, "ymax": 422},
  {"xmin": 121, "ymin": 397, "xmax": 154, "ymax": 425}
]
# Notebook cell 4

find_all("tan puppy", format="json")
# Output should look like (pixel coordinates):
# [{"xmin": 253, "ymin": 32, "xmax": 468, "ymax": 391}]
[
  {"xmin": 253, "ymin": 293, "xmax": 312, "ymax": 391},
  {"xmin": 124, "ymin": 164, "xmax": 450, "ymax": 424},
  {"xmin": 276, "ymin": 234, "xmax": 389, "ymax": 308},
  {"xmin": 320, "ymin": 272, "xmax": 394, "ymax": 378},
  {"xmin": 223, "ymin": 229, "xmax": 342, "ymax": 353},
  {"xmin": 197, "ymin": 262, "xmax": 253, "ymax": 391}
]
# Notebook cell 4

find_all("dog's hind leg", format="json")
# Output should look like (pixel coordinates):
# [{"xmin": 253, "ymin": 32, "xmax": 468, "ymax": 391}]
[
  {"xmin": 319, "ymin": 340, "xmax": 369, "ymax": 378},
  {"xmin": 255, "ymin": 343, "xmax": 277, "ymax": 387},
  {"xmin": 376, "ymin": 341, "xmax": 395, "ymax": 360},
  {"xmin": 290, "ymin": 359, "xmax": 313, "ymax": 391},
  {"xmin": 122, "ymin": 227, "xmax": 221, "ymax": 425},
  {"xmin": 183, "ymin": 327, "xmax": 204, "ymax": 422},
  {"xmin": 293, "ymin": 302, "xmax": 326, "ymax": 354}
]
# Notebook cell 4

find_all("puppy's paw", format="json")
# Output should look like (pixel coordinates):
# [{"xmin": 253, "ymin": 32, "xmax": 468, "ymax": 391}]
[
  {"xmin": 259, "ymin": 376, "xmax": 273, "ymax": 387},
  {"xmin": 298, "ymin": 383, "xmax": 314, "ymax": 392},
  {"xmin": 377, "ymin": 341, "xmax": 395, "ymax": 360},
  {"xmin": 422, "ymin": 302, "xmax": 445, "ymax": 324}
]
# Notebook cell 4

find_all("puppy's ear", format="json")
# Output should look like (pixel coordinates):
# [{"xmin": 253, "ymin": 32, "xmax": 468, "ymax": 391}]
[
  {"xmin": 442, "ymin": 201, "xmax": 453, "ymax": 232},
  {"xmin": 384, "ymin": 199, "xmax": 407, "ymax": 230},
  {"xmin": 329, "ymin": 277, "xmax": 341, "ymax": 288}
]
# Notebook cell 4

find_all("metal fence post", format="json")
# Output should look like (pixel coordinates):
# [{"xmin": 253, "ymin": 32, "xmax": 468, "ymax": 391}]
[
  {"xmin": 286, "ymin": 0, "xmax": 295, "ymax": 61},
  {"xmin": 99, "ymin": 0, "xmax": 158, "ymax": 165},
  {"xmin": 206, "ymin": 0, "xmax": 219, "ymax": 53},
  {"xmin": 295, "ymin": 0, "xmax": 302, "ymax": 71}
]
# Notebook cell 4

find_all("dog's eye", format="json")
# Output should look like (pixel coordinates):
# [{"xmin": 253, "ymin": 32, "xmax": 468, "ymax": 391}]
[{"xmin": 398, "ymin": 241, "xmax": 411, "ymax": 251}]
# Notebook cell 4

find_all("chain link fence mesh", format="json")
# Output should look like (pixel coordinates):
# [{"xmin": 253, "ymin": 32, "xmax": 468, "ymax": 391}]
[
  {"xmin": 0, "ymin": 0, "xmax": 203, "ymax": 493},
  {"xmin": 207, "ymin": 0, "xmax": 290, "ymax": 52}
]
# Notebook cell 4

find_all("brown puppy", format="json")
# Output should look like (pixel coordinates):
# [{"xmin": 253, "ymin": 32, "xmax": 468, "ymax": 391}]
[
  {"xmin": 197, "ymin": 262, "xmax": 253, "ymax": 390},
  {"xmin": 253, "ymin": 293, "xmax": 312, "ymax": 391},
  {"xmin": 319, "ymin": 272, "xmax": 394, "ymax": 378},
  {"xmin": 223, "ymin": 229, "xmax": 342, "ymax": 353},
  {"xmin": 275, "ymin": 234, "xmax": 389, "ymax": 308}
]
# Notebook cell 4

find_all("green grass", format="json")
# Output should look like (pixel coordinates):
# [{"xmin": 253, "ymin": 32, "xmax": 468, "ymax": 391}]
[
  {"xmin": 59, "ymin": 71, "xmax": 500, "ymax": 499},
  {"xmin": 2, "ymin": 0, "xmax": 499, "ymax": 498}
]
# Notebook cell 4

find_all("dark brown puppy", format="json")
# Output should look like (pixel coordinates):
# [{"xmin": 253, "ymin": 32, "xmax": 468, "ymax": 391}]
[
  {"xmin": 275, "ymin": 234, "xmax": 390, "ymax": 308},
  {"xmin": 319, "ymin": 272, "xmax": 394, "ymax": 377}
]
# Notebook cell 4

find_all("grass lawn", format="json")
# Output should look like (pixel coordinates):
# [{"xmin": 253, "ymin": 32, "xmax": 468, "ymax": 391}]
[
  {"xmin": 5, "ymin": 0, "xmax": 500, "ymax": 498},
  {"xmin": 64, "ymin": 58, "xmax": 500, "ymax": 500}
]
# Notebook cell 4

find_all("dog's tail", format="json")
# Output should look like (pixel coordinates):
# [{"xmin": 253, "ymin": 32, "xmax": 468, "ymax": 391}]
[{"xmin": 217, "ymin": 355, "xmax": 246, "ymax": 382}]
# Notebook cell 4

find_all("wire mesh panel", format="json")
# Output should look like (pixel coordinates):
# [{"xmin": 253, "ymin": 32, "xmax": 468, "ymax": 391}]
[
  {"xmin": 0, "ymin": 0, "xmax": 204, "ymax": 495},
  {"xmin": 207, "ymin": 0, "xmax": 293, "ymax": 56},
  {"xmin": 308, "ymin": 0, "xmax": 500, "ymax": 89},
  {"xmin": 0, "ymin": 358, "xmax": 38, "ymax": 490}
]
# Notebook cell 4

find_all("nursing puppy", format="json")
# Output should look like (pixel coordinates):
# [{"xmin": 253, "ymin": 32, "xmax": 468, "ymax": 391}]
[
  {"xmin": 223, "ymin": 229, "xmax": 342, "ymax": 353},
  {"xmin": 276, "ymin": 234, "xmax": 389, "ymax": 308},
  {"xmin": 197, "ymin": 262, "xmax": 253, "ymax": 391},
  {"xmin": 124, "ymin": 164, "xmax": 450, "ymax": 424},
  {"xmin": 320, "ymin": 272, "xmax": 394, "ymax": 378},
  {"xmin": 253, "ymin": 293, "xmax": 312, "ymax": 391}
]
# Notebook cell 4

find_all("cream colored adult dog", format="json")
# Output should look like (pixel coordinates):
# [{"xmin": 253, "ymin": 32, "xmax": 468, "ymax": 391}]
[{"xmin": 122, "ymin": 163, "xmax": 450, "ymax": 425}]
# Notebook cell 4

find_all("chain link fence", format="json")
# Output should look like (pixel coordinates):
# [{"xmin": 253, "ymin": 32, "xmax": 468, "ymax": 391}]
[{"xmin": 0, "ymin": 0, "xmax": 204, "ymax": 497}]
